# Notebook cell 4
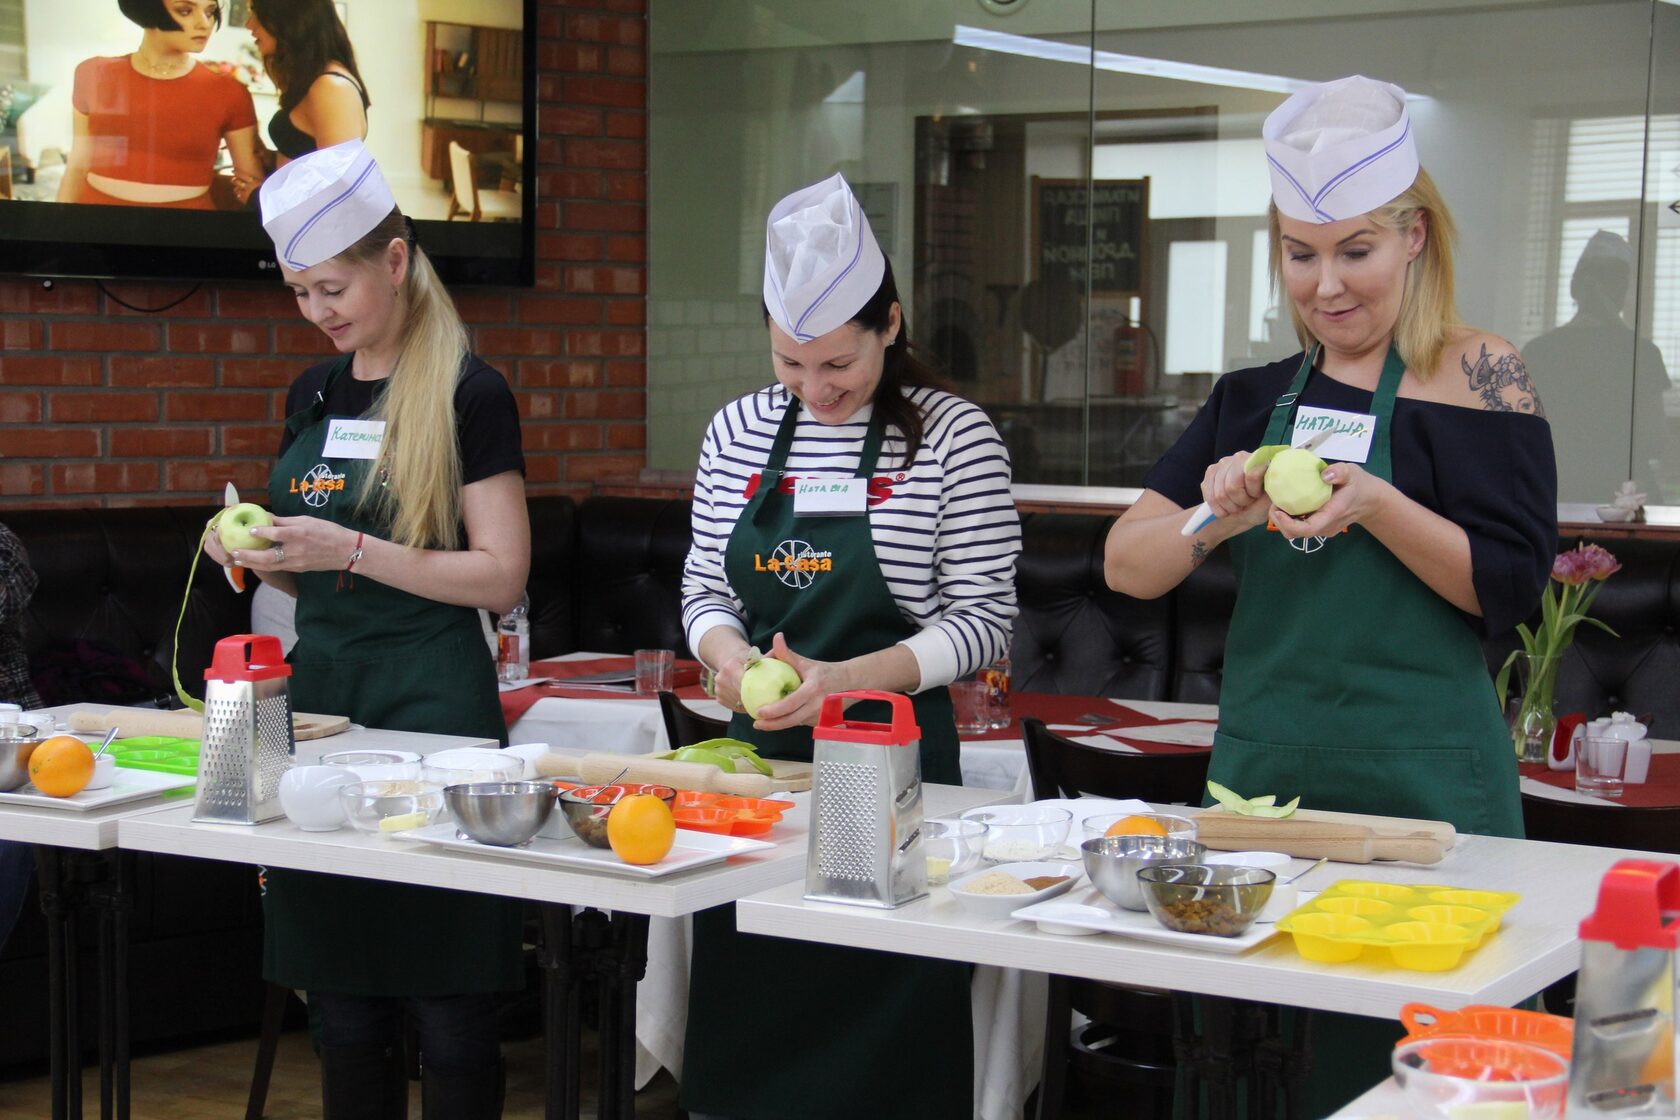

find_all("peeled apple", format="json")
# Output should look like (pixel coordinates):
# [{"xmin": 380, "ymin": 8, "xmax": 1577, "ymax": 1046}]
[{"xmin": 1258, "ymin": 447, "xmax": 1332, "ymax": 517}]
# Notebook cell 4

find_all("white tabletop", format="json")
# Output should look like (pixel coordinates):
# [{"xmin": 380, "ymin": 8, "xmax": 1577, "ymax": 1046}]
[
  {"xmin": 738, "ymin": 821, "xmax": 1680, "ymax": 1019},
  {"xmin": 118, "ymin": 783, "xmax": 1003, "ymax": 920}
]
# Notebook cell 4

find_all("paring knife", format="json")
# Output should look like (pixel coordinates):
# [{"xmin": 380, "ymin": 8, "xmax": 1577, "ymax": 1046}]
[
  {"xmin": 222, "ymin": 481, "xmax": 246, "ymax": 593},
  {"xmin": 1179, "ymin": 426, "xmax": 1336, "ymax": 538}
]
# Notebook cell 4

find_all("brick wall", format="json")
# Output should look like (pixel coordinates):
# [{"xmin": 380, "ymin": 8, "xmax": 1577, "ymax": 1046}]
[{"xmin": 0, "ymin": 0, "xmax": 647, "ymax": 510}]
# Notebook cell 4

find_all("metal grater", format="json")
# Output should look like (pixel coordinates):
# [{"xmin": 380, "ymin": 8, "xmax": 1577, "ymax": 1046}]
[
  {"xmin": 1567, "ymin": 859, "xmax": 1679, "ymax": 1118},
  {"xmin": 804, "ymin": 690, "xmax": 927, "ymax": 909},
  {"xmin": 193, "ymin": 634, "xmax": 296, "ymax": 825}
]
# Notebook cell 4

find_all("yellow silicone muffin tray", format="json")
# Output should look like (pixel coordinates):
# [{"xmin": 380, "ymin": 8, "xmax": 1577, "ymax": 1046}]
[{"xmin": 1274, "ymin": 880, "xmax": 1520, "ymax": 972}]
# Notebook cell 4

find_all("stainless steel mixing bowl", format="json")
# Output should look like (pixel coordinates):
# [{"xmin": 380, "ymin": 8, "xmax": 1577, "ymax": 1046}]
[{"xmin": 445, "ymin": 781, "xmax": 559, "ymax": 847}]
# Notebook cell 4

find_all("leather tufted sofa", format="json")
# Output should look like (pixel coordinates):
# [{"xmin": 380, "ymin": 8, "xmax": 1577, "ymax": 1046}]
[{"xmin": 2, "ymin": 496, "xmax": 1675, "ymax": 1067}]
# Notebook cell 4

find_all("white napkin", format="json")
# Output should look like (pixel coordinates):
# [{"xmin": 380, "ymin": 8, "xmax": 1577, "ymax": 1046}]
[
  {"xmin": 1070, "ymin": 734, "xmax": 1143, "ymax": 755},
  {"xmin": 1107, "ymin": 722, "xmax": 1217, "ymax": 747},
  {"xmin": 1111, "ymin": 699, "xmax": 1220, "ymax": 722}
]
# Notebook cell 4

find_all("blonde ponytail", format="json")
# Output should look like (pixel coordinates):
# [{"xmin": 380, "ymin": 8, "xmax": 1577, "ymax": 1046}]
[{"xmin": 339, "ymin": 209, "xmax": 468, "ymax": 550}]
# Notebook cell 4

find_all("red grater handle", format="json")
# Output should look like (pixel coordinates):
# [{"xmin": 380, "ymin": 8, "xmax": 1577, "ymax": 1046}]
[
  {"xmin": 814, "ymin": 690, "xmax": 921, "ymax": 746},
  {"xmin": 1578, "ymin": 859, "xmax": 1680, "ymax": 951},
  {"xmin": 205, "ymin": 633, "xmax": 292, "ymax": 682}
]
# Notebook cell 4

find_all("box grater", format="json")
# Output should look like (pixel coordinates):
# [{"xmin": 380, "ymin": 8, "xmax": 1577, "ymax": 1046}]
[
  {"xmin": 1567, "ymin": 859, "xmax": 1679, "ymax": 1118},
  {"xmin": 804, "ymin": 690, "xmax": 927, "ymax": 909},
  {"xmin": 192, "ymin": 634, "xmax": 296, "ymax": 825}
]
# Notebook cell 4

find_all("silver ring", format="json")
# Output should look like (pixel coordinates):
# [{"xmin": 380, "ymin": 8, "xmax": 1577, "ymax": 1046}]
[{"xmin": 272, "ymin": 546, "xmax": 286, "ymax": 563}]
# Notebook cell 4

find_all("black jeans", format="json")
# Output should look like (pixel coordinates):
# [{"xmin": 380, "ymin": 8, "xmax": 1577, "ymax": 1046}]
[{"xmin": 312, "ymin": 990, "xmax": 504, "ymax": 1120}]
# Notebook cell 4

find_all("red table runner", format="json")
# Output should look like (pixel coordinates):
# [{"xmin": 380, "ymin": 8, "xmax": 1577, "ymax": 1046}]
[
  {"xmin": 963, "ymin": 692, "xmax": 1213, "ymax": 756},
  {"xmin": 1519, "ymin": 753, "xmax": 1680, "ymax": 808},
  {"xmin": 499, "ymin": 656, "xmax": 704, "ymax": 726}
]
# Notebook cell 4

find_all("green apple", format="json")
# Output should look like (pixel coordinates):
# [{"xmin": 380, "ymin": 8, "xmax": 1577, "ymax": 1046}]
[
  {"xmin": 217, "ymin": 502, "xmax": 274, "ymax": 552},
  {"xmin": 1261, "ymin": 447, "xmax": 1332, "ymax": 517},
  {"xmin": 740, "ymin": 657, "xmax": 802, "ymax": 718}
]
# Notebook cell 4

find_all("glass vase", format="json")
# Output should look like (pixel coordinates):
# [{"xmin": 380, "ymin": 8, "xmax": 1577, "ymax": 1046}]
[{"xmin": 1507, "ymin": 651, "xmax": 1559, "ymax": 765}]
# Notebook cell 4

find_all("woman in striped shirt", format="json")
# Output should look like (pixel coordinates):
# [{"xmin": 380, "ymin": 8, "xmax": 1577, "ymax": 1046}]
[{"xmin": 678, "ymin": 174, "xmax": 1020, "ymax": 1120}]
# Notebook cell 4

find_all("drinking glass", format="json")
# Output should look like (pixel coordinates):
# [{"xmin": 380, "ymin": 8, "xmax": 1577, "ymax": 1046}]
[
  {"xmin": 980, "ymin": 654, "xmax": 1012, "ymax": 729},
  {"xmin": 1576, "ymin": 734, "xmax": 1628, "ymax": 797},
  {"xmin": 634, "ymin": 649, "xmax": 675, "ymax": 696},
  {"xmin": 950, "ymin": 680, "xmax": 989, "ymax": 734}
]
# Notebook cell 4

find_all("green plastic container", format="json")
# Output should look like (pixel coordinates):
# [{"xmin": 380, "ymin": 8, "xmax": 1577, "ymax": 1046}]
[{"xmin": 110, "ymin": 736, "xmax": 200, "ymax": 777}]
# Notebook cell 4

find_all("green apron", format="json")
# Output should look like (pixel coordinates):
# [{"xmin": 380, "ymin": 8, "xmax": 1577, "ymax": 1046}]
[
  {"xmin": 1207, "ymin": 345, "xmax": 1522, "ymax": 1116},
  {"xmin": 261, "ymin": 356, "xmax": 523, "ymax": 998},
  {"xmin": 681, "ymin": 399, "xmax": 972, "ymax": 1119}
]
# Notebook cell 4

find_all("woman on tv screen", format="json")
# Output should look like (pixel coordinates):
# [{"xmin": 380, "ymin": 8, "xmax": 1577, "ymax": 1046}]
[{"xmin": 243, "ymin": 0, "xmax": 369, "ymax": 182}]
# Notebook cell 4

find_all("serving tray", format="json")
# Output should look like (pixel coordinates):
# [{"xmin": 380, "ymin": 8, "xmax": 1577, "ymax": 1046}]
[
  {"xmin": 0, "ymin": 768, "xmax": 196, "ymax": 812},
  {"xmin": 1012, "ymin": 885, "xmax": 1285, "ymax": 954},
  {"xmin": 400, "ymin": 821, "xmax": 776, "ymax": 878}
]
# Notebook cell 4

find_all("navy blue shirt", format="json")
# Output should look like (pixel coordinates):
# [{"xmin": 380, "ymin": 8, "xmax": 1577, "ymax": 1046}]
[{"xmin": 1144, "ymin": 353, "xmax": 1558, "ymax": 635}]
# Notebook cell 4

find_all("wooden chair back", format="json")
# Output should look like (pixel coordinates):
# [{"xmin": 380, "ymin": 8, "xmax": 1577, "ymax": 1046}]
[
  {"xmin": 1021, "ymin": 717, "xmax": 1209, "ymax": 805},
  {"xmin": 658, "ymin": 690, "xmax": 728, "ymax": 750},
  {"xmin": 1520, "ymin": 793, "xmax": 1680, "ymax": 855}
]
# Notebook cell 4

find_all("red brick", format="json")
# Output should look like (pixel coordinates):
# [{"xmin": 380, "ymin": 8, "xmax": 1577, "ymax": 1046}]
[
  {"xmin": 222, "ymin": 424, "xmax": 278, "ymax": 456},
  {"xmin": 518, "ymin": 359, "xmax": 600, "ymax": 388},
  {"xmin": 1, "ymin": 320, "xmax": 43, "ymax": 350},
  {"xmin": 605, "ymin": 299, "xmax": 646, "ymax": 326},
  {"xmin": 535, "ymin": 202, "xmax": 563, "ymax": 231},
  {"xmin": 109, "ymin": 427, "xmax": 215, "ymax": 457},
  {"xmin": 524, "ymin": 454, "xmax": 560, "ymax": 485},
  {"xmin": 49, "ymin": 392, "xmax": 158, "ymax": 423},
  {"xmin": 167, "ymin": 322, "xmax": 269, "ymax": 354},
  {"xmin": 2, "ymin": 427, "xmax": 100, "ymax": 457},
  {"xmin": 604, "ymin": 173, "xmax": 645, "ymax": 203},
  {"xmin": 604, "ymin": 360, "xmax": 644, "ymax": 388},
  {"xmin": 606, "ymin": 423, "xmax": 646, "ymax": 450},
  {"xmin": 0, "ymin": 392, "xmax": 41, "ymax": 423},
  {"xmin": 563, "ymin": 138, "xmax": 643, "ymax": 171},
  {"xmin": 519, "ymin": 297, "xmax": 601, "ymax": 325},
  {"xmin": 516, "ymin": 391, "xmax": 561, "ymax": 420},
  {"xmin": 103, "ymin": 284, "xmax": 213, "ymax": 317},
  {"xmin": 475, "ymin": 327, "xmax": 566, "ymax": 357},
  {"xmin": 563, "ymin": 202, "xmax": 643, "ymax": 233},
  {"xmin": 564, "ymin": 453, "xmax": 644, "ymax": 482},
  {"xmin": 605, "ymin": 46, "xmax": 645, "ymax": 77},
  {"xmin": 564, "ymin": 267, "xmax": 643, "ymax": 295},
  {"xmin": 534, "ymin": 264, "xmax": 564, "ymax": 291},
  {"xmin": 565, "ymin": 390, "xmax": 644, "ymax": 420},
  {"xmin": 222, "ymin": 358, "xmax": 304, "ymax": 388},
  {"xmin": 564, "ymin": 13, "xmax": 645, "ymax": 46},
  {"xmin": 566, "ymin": 329, "xmax": 644, "ymax": 357},
  {"xmin": 537, "ymin": 42, "xmax": 602, "ymax": 72},
  {"xmin": 538, "ymin": 234, "xmax": 603, "ymax": 261},
  {"xmin": 605, "ymin": 111, "xmax": 644, "ymax": 140},
  {"xmin": 0, "ymin": 280, "xmax": 99, "ymax": 315},
  {"xmin": 275, "ymin": 324, "xmax": 335, "ymax": 355},
  {"xmin": 540, "ymin": 106, "xmax": 603, "ymax": 136},
  {"xmin": 166, "ymin": 392, "xmax": 269, "ymax": 421},
  {"xmin": 605, "ymin": 235, "xmax": 645, "ymax": 263},
  {"xmin": 452, "ymin": 293, "xmax": 514, "ymax": 324},
  {"xmin": 562, "ymin": 77, "xmax": 644, "ymax": 109},
  {"xmin": 51, "ymin": 463, "xmax": 160, "ymax": 494},
  {"xmin": 541, "ymin": 172, "xmax": 604, "ymax": 198},
  {"xmin": 218, "ymin": 287, "xmax": 302, "ymax": 318},
  {"xmin": 0, "ymin": 357, "xmax": 100, "ymax": 386},
  {"xmin": 0, "ymin": 463, "xmax": 44, "ymax": 496},
  {"xmin": 49, "ymin": 320, "xmax": 161, "ymax": 352},
  {"xmin": 536, "ymin": 9, "xmax": 561, "ymax": 36},
  {"xmin": 603, "ymin": 0, "xmax": 646, "ymax": 13},
  {"xmin": 524, "ymin": 423, "xmax": 602, "ymax": 451},
  {"xmin": 165, "ymin": 460, "xmax": 270, "ymax": 494},
  {"xmin": 110, "ymin": 355, "xmax": 217, "ymax": 387},
  {"xmin": 536, "ymin": 138, "xmax": 562, "ymax": 164}
]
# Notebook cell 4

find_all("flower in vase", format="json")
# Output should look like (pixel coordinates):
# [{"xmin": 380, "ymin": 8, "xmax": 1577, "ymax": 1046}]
[{"xmin": 1496, "ymin": 544, "xmax": 1620, "ymax": 708}]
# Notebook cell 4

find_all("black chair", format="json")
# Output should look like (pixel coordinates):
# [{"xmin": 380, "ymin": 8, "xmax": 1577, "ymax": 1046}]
[
  {"xmin": 658, "ymin": 689, "xmax": 728, "ymax": 750},
  {"xmin": 1021, "ymin": 719, "xmax": 1215, "ymax": 1120}
]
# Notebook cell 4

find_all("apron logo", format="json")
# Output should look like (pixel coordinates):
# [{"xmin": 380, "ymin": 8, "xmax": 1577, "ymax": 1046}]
[
  {"xmin": 754, "ymin": 539, "xmax": 834, "ymax": 589},
  {"xmin": 289, "ymin": 463, "xmax": 347, "ymax": 508}
]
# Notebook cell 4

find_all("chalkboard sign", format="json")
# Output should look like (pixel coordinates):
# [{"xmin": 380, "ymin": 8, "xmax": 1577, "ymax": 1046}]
[{"xmin": 1032, "ymin": 178, "xmax": 1148, "ymax": 297}]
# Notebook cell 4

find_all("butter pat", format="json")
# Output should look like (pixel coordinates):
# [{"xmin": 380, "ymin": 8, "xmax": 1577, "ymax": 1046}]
[{"xmin": 379, "ymin": 811, "xmax": 429, "ymax": 833}]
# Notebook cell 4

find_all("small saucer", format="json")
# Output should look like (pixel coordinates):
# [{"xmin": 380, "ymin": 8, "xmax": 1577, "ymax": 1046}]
[{"xmin": 1027, "ymin": 901, "xmax": 1110, "ymax": 936}]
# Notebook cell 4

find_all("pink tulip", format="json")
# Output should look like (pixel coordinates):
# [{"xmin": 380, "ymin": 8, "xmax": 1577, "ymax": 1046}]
[{"xmin": 1582, "ymin": 544, "xmax": 1621, "ymax": 581}]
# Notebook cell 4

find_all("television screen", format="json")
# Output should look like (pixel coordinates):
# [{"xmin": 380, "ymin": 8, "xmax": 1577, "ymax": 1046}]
[{"xmin": 0, "ymin": 0, "xmax": 535, "ymax": 285}]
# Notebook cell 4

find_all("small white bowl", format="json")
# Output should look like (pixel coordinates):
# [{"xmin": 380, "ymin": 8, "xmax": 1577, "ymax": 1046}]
[
  {"xmin": 420, "ymin": 748, "xmax": 522, "ymax": 787},
  {"xmin": 1204, "ymin": 850, "xmax": 1292, "ymax": 872},
  {"xmin": 1596, "ymin": 505, "xmax": 1637, "ymax": 523},
  {"xmin": 278, "ymin": 765, "xmax": 356, "ymax": 831},
  {"xmin": 320, "ymin": 750, "xmax": 422, "ymax": 782},
  {"xmin": 948, "ymin": 861, "xmax": 1080, "ymax": 919},
  {"xmin": 85, "ymin": 754, "xmax": 118, "ymax": 791},
  {"xmin": 1022, "ymin": 900, "xmax": 1109, "ymax": 936},
  {"xmin": 502, "ymin": 743, "xmax": 552, "ymax": 780}
]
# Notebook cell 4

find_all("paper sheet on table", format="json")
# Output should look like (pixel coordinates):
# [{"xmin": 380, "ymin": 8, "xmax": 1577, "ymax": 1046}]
[
  {"xmin": 1519, "ymin": 775, "xmax": 1624, "ymax": 807},
  {"xmin": 1110, "ymin": 721, "xmax": 1217, "ymax": 747},
  {"xmin": 496, "ymin": 677, "xmax": 556, "ymax": 693},
  {"xmin": 1070, "ymin": 734, "xmax": 1142, "ymax": 754},
  {"xmin": 1111, "ymin": 699, "xmax": 1219, "ymax": 722}
]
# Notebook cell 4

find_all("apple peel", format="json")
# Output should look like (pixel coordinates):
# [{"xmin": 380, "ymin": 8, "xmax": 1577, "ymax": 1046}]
[{"xmin": 1206, "ymin": 780, "xmax": 1299, "ymax": 818}]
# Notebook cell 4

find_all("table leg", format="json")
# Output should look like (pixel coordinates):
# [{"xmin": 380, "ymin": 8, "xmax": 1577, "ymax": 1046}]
[
  {"xmin": 34, "ymin": 845, "xmax": 71, "ymax": 1120},
  {"xmin": 595, "ymin": 913, "xmax": 648, "ymax": 1120},
  {"xmin": 539, "ymin": 904, "xmax": 582, "ymax": 1120},
  {"xmin": 87, "ymin": 851, "xmax": 131, "ymax": 1120}
]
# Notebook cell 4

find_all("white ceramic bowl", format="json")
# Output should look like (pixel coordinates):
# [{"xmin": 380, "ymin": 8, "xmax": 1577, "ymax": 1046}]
[
  {"xmin": 1203, "ymin": 851, "xmax": 1300, "ymax": 921},
  {"xmin": 948, "ymin": 861, "xmax": 1080, "ymax": 919},
  {"xmin": 86, "ymin": 754, "xmax": 118, "ymax": 791},
  {"xmin": 420, "ymin": 748, "xmax": 523, "ymax": 787},
  {"xmin": 279, "ymin": 766, "xmax": 357, "ymax": 831},
  {"xmin": 320, "ymin": 750, "xmax": 422, "ymax": 782}
]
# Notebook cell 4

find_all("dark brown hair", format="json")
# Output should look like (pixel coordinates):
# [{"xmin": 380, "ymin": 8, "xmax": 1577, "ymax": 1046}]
[
  {"xmin": 121, "ymin": 0, "xmax": 222, "ymax": 31},
  {"xmin": 252, "ymin": 0, "xmax": 369, "ymax": 112}
]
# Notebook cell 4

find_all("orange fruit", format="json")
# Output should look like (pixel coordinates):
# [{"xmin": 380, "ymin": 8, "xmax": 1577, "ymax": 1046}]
[
  {"xmin": 607, "ymin": 793, "xmax": 676, "ymax": 865},
  {"xmin": 1105, "ymin": 815, "xmax": 1169, "ymax": 838},
  {"xmin": 29, "ymin": 736, "xmax": 96, "ymax": 798}
]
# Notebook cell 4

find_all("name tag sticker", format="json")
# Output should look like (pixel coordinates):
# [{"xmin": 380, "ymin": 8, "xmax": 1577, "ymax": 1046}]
[
  {"xmin": 792, "ymin": 476, "xmax": 867, "ymax": 516},
  {"xmin": 1292, "ymin": 407, "xmax": 1375, "ymax": 464},
  {"xmin": 321, "ymin": 419, "xmax": 386, "ymax": 460}
]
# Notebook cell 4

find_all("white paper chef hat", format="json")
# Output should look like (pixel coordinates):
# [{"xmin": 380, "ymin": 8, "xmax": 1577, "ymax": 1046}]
[
  {"xmin": 259, "ymin": 140, "xmax": 397, "ymax": 270},
  {"xmin": 1262, "ymin": 75, "xmax": 1418, "ymax": 224},
  {"xmin": 762, "ymin": 173, "xmax": 885, "ymax": 342}
]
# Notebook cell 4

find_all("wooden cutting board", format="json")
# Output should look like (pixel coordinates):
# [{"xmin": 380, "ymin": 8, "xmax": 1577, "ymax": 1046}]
[
  {"xmin": 1197, "ymin": 807, "xmax": 1457, "ymax": 847},
  {"xmin": 68, "ymin": 706, "xmax": 352, "ymax": 742},
  {"xmin": 1193, "ymin": 810, "xmax": 1450, "ymax": 865},
  {"xmin": 535, "ymin": 751, "xmax": 811, "ymax": 795}
]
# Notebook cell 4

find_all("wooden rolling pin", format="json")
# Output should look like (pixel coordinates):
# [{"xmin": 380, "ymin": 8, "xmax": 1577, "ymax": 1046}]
[
  {"xmin": 1194, "ymin": 814, "xmax": 1445, "ymax": 865},
  {"xmin": 534, "ymin": 751, "xmax": 776, "ymax": 796}
]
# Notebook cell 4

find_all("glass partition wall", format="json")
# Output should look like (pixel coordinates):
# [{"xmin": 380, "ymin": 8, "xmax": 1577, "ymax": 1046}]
[{"xmin": 648, "ymin": 0, "xmax": 1680, "ymax": 505}]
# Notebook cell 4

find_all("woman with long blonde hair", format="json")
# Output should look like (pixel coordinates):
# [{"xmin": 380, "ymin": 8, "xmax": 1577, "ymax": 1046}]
[{"xmin": 202, "ymin": 140, "xmax": 528, "ymax": 1117}]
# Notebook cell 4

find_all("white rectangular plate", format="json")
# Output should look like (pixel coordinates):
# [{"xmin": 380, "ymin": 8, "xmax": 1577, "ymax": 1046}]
[
  {"xmin": 1012, "ymin": 886, "xmax": 1281, "ymax": 954},
  {"xmin": 0, "ymin": 768, "xmax": 195, "ymax": 812},
  {"xmin": 400, "ymin": 821, "xmax": 776, "ymax": 878}
]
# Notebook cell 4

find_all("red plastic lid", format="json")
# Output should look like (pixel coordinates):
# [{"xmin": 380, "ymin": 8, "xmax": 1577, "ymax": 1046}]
[
  {"xmin": 814, "ymin": 690, "xmax": 921, "ymax": 746},
  {"xmin": 1552, "ymin": 713, "xmax": 1586, "ymax": 763},
  {"xmin": 1578, "ymin": 859, "xmax": 1680, "ymax": 951},
  {"xmin": 204, "ymin": 634, "xmax": 293, "ymax": 683}
]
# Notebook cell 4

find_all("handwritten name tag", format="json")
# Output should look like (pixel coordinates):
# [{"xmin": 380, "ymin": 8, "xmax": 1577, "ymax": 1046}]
[
  {"xmin": 322, "ymin": 419, "xmax": 386, "ymax": 460},
  {"xmin": 792, "ymin": 476, "xmax": 867, "ymax": 516},
  {"xmin": 1292, "ymin": 406, "xmax": 1375, "ymax": 464}
]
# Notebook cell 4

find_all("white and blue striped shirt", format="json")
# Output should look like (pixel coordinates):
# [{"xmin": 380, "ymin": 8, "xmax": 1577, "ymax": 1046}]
[{"xmin": 681, "ymin": 384, "xmax": 1020, "ymax": 692}]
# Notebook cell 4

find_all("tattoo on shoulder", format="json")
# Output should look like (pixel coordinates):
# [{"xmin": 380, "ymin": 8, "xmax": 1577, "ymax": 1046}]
[
  {"xmin": 1461, "ymin": 344, "xmax": 1545, "ymax": 416},
  {"xmin": 1190, "ymin": 540, "xmax": 1208, "ymax": 569}
]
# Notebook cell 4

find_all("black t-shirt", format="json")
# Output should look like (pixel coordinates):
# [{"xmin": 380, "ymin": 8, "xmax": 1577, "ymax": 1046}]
[
  {"xmin": 1143, "ymin": 353, "xmax": 1558, "ymax": 636},
  {"xmin": 279, "ymin": 354, "xmax": 524, "ymax": 484}
]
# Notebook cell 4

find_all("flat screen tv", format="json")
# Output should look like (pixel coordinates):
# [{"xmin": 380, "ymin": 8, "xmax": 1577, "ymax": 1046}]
[{"xmin": 0, "ymin": 0, "xmax": 535, "ymax": 286}]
